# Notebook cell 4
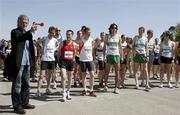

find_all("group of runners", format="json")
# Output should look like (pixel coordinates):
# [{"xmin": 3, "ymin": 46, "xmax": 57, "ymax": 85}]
[{"xmin": 1, "ymin": 23, "xmax": 180, "ymax": 102}]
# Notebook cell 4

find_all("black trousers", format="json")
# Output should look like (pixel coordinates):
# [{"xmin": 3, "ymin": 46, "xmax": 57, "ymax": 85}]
[{"xmin": 11, "ymin": 65, "xmax": 30, "ymax": 109}]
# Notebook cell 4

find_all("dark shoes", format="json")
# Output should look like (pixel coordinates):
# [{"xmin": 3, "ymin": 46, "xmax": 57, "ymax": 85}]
[
  {"xmin": 23, "ymin": 104, "xmax": 35, "ymax": 109},
  {"xmin": 14, "ymin": 107, "xmax": 26, "ymax": 114},
  {"xmin": 14, "ymin": 104, "xmax": 35, "ymax": 114}
]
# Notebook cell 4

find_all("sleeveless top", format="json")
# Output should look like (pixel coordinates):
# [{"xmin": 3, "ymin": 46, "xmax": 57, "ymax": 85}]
[
  {"xmin": 79, "ymin": 37, "xmax": 94, "ymax": 62},
  {"xmin": 154, "ymin": 44, "xmax": 160, "ymax": 59},
  {"xmin": 147, "ymin": 38, "xmax": 155, "ymax": 52},
  {"xmin": 60, "ymin": 40, "xmax": 75, "ymax": 61},
  {"xmin": 106, "ymin": 34, "xmax": 121, "ymax": 56},
  {"xmin": 161, "ymin": 41, "xmax": 174, "ymax": 58},
  {"xmin": 96, "ymin": 41, "xmax": 105, "ymax": 61},
  {"xmin": 41, "ymin": 36, "xmax": 58, "ymax": 61},
  {"xmin": 133, "ymin": 35, "xmax": 147, "ymax": 55}
]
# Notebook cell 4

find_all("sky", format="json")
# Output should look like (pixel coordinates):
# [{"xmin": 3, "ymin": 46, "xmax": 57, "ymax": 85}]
[{"xmin": 0, "ymin": 0, "xmax": 180, "ymax": 40}]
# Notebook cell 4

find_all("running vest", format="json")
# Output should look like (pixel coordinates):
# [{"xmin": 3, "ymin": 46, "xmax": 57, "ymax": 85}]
[
  {"xmin": 154, "ymin": 44, "xmax": 160, "ymax": 54},
  {"xmin": 41, "ymin": 36, "xmax": 58, "ymax": 61},
  {"xmin": 147, "ymin": 38, "xmax": 155, "ymax": 52},
  {"xmin": 79, "ymin": 37, "xmax": 94, "ymax": 62},
  {"xmin": 121, "ymin": 41, "xmax": 127, "ymax": 57},
  {"xmin": 161, "ymin": 41, "xmax": 174, "ymax": 58},
  {"xmin": 96, "ymin": 41, "xmax": 105, "ymax": 61},
  {"xmin": 154, "ymin": 44, "xmax": 160, "ymax": 59},
  {"xmin": 60, "ymin": 41, "xmax": 75, "ymax": 61},
  {"xmin": 133, "ymin": 35, "xmax": 147, "ymax": 55},
  {"xmin": 107, "ymin": 34, "xmax": 121, "ymax": 56}
]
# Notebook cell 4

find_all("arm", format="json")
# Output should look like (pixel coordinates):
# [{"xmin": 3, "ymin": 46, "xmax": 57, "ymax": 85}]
[
  {"xmin": 55, "ymin": 40, "xmax": 60, "ymax": 51},
  {"xmin": 11, "ymin": 29, "xmax": 32, "ymax": 44},
  {"xmin": 119, "ymin": 37, "xmax": 124, "ymax": 60},
  {"xmin": 103, "ymin": 36, "xmax": 108, "ymax": 60},
  {"xmin": 146, "ymin": 41, "xmax": 149, "ymax": 58},
  {"xmin": 174, "ymin": 42, "xmax": 178, "ymax": 63},
  {"xmin": 92, "ymin": 40, "xmax": 96, "ymax": 60},
  {"xmin": 158, "ymin": 42, "xmax": 163, "ymax": 63},
  {"xmin": 172, "ymin": 41, "xmax": 176, "ymax": 61},
  {"xmin": 58, "ymin": 42, "xmax": 63, "ymax": 57}
]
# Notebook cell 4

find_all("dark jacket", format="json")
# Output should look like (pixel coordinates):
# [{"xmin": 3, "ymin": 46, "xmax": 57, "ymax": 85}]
[{"xmin": 7, "ymin": 27, "xmax": 35, "ymax": 80}]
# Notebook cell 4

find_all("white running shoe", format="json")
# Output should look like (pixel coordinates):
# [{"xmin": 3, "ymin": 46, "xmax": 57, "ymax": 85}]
[
  {"xmin": 159, "ymin": 83, "xmax": 163, "ymax": 88},
  {"xmin": 104, "ymin": 86, "xmax": 108, "ymax": 92},
  {"xmin": 53, "ymin": 81, "xmax": 57, "ymax": 89},
  {"xmin": 62, "ymin": 92, "xmax": 67, "ymax": 102},
  {"xmin": 66, "ymin": 91, "xmax": 72, "ymax": 100},
  {"xmin": 175, "ymin": 82, "xmax": 180, "ymax": 88},
  {"xmin": 36, "ymin": 91, "xmax": 41, "ymax": 97},
  {"xmin": 114, "ymin": 88, "xmax": 119, "ymax": 94},
  {"xmin": 168, "ymin": 83, "xmax": 173, "ymax": 88},
  {"xmin": 135, "ymin": 84, "xmax": 139, "ymax": 89},
  {"xmin": 145, "ymin": 85, "xmax": 151, "ymax": 91}
]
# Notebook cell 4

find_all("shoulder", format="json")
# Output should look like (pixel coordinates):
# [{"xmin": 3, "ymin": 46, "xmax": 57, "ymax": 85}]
[
  {"xmin": 133, "ymin": 35, "xmax": 139, "ymax": 42},
  {"xmin": 11, "ymin": 28, "xmax": 21, "ymax": 36},
  {"xmin": 11, "ymin": 28, "xmax": 19, "ymax": 33},
  {"xmin": 171, "ymin": 41, "xmax": 175, "ymax": 46},
  {"xmin": 72, "ymin": 41, "xmax": 77, "ymax": 46},
  {"xmin": 42, "ymin": 36, "xmax": 47, "ymax": 40}
]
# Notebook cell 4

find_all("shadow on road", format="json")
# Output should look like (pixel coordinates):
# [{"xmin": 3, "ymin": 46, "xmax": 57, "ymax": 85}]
[{"xmin": 0, "ymin": 105, "xmax": 14, "ymax": 113}]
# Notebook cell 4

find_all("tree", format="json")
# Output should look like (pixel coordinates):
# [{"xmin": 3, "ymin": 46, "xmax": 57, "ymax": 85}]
[{"xmin": 175, "ymin": 23, "xmax": 180, "ymax": 42}]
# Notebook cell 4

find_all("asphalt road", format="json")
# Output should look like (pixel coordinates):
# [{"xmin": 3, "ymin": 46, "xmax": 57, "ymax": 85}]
[{"xmin": 0, "ymin": 70, "xmax": 180, "ymax": 115}]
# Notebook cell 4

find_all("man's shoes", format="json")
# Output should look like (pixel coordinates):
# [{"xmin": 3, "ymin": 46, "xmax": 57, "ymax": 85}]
[
  {"xmin": 14, "ymin": 107, "xmax": 26, "ymax": 114},
  {"xmin": 22, "ymin": 104, "xmax": 35, "ymax": 109}
]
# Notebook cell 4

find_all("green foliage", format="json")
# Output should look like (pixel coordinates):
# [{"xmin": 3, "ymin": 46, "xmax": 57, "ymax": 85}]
[{"xmin": 175, "ymin": 23, "xmax": 180, "ymax": 42}]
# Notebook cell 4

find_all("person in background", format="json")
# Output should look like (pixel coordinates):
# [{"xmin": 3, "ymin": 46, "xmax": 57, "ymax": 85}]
[
  {"xmin": 132, "ymin": 27, "xmax": 150, "ymax": 91},
  {"xmin": 59, "ymin": 30, "xmax": 77, "ymax": 101},
  {"xmin": 103, "ymin": 23, "xmax": 123, "ymax": 94},
  {"xmin": 36, "ymin": 26, "xmax": 59, "ymax": 96},
  {"xmin": 79, "ymin": 27, "xmax": 97, "ymax": 97},
  {"xmin": 95, "ymin": 32, "xmax": 106, "ymax": 87},
  {"xmin": 159, "ymin": 31, "xmax": 175, "ymax": 88},
  {"xmin": 152, "ymin": 38, "xmax": 160, "ymax": 79}
]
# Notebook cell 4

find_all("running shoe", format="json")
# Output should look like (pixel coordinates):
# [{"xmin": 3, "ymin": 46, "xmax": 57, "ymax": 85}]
[
  {"xmin": 113, "ymin": 88, "xmax": 119, "ymax": 94},
  {"xmin": 104, "ymin": 86, "xmax": 108, "ymax": 92},
  {"xmin": 46, "ymin": 88, "xmax": 52, "ymax": 95},
  {"xmin": 159, "ymin": 83, "xmax": 163, "ymax": 88},
  {"xmin": 36, "ymin": 91, "xmax": 41, "ymax": 97},
  {"xmin": 62, "ymin": 92, "xmax": 67, "ymax": 102},
  {"xmin": 175, "ymin": 82, "xmax": 180, "ymax": 88},
  {"xmin": 89, "ymin": 91, "xmax": 97, "ymax": 97},
  {"xmin": 53, "ymin": 81, "xmax": 57, "ymax": 89},
  {"xmin": 66, "ymin": 91, "xmax": 72, "ymax": 100},
  {"xmin": 168, "ymin": 83, "xmax": 173, "ymax": 88},
  {"xmin": 140, "ymin": 81, "xmax": 146, "ymax": 87},
  {"xmin": 74, "ymin": 81, "xmax": 78, "ymax": 87},
  {"xmin": 145, "ymin": 85, "xmax": 151, "ymax": 91},
  {"xmin": 135, "ymin": 84, "xmax": 139, "ymax": 89},
  {"xmin": 82, "ymin": 90, "xmax": 87, "ymax": 96}
]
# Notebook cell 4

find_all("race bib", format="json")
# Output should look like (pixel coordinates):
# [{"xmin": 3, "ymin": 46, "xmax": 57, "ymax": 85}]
[
  {"xmin": 108, "ymin": 46, "xmax": 118, "ymax": 54},
  {"xmin": 46, "ymin": 47, "xmax": 54, "ymax": 53},
  {"xmin": 64, "ymin": 51, "xmax": 73, "ymax": 58},
  {"xmin": 136, "ymin": 47, "xmax": 145, "ymax": 54},
  {"xmin": 84, "ymin": 48, "xmax": 92, "ymax": 53}
]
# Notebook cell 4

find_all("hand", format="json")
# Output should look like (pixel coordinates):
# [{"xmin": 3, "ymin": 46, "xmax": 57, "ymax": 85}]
[
  {"xmin": 94, "ymin": 58, "xmax": 98, "ymax": 64},
  {"xmin": 146, "ymin": 57, "xmax": 149, "ymax": 62},
  {"xmin": 30, "ymin": 24, "xmax": 38, "ymax": 33},
  {"xmin": 158, "ymin": 59, "xmax": 161, "ymax": 64}
]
